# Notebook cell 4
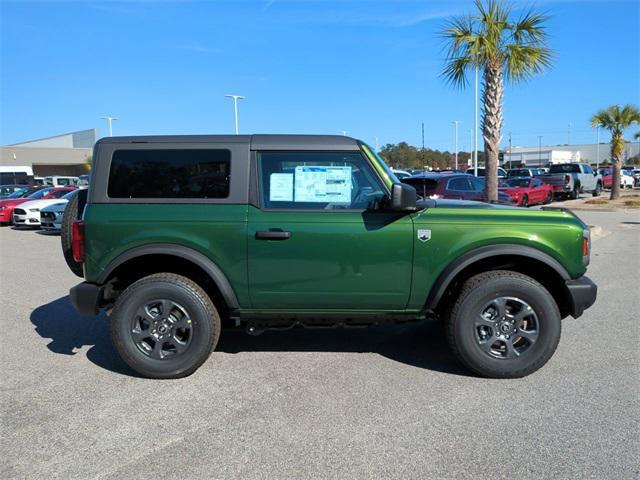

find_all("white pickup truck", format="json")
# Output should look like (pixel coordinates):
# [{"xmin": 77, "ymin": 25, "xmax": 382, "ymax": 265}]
[{"xmin": 541, "ymin": 163, "xmax": 602, "ymax": 199}]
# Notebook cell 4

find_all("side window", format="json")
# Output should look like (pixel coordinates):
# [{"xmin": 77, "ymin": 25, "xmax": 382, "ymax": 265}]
[
  {"xmin": 447, "ymin": 177, "xmax": 472, "ymax": 191},
  {"xmin": 469, "ymin": 177, "xmax": 485, "ymax": 192},
  {"xmin": 532, "ymin": 179, "xmax": 542, "ymax": 187},
  {"xmin": 258, "ymin": 151, "xmax": 386, "ymax": 210},
  {"xmin": 583, "ymin": 165, "xmax": 593, "ymax": 174},
  {"xmin": 108, "ymin": 149, "xmax": 231, "ymax": 198}
]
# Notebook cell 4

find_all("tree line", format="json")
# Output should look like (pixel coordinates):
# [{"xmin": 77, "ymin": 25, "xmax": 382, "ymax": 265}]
[{"xmin": 378, "ymin": 142, "xmax": 486, "ymax": 171}]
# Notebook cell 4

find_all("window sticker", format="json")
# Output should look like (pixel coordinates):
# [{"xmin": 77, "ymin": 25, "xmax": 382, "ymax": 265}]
[
  {"xmin": 269, "ymin": 173, "xmax": 294, "ymax": 201},
  {"xmin": 294, "ymin": 166, "xmax": 352, "ymax": 203}
]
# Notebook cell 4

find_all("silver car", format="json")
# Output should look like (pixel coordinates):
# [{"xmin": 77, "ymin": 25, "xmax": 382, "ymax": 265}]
[{"xmin": 39, "ymin": 189, "xmax": 79, "ymax": 231}]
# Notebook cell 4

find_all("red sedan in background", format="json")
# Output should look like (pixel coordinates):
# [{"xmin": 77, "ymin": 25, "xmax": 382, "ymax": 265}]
[
  {"xmin": 0, "ymin": 187, "xmax": 76, "ymax": 225},
  {"xmin": 499, "ymin": 177, "xmax": 554, "ymax": 207}
]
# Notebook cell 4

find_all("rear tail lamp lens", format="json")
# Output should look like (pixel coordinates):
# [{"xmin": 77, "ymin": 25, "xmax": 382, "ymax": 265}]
[
  {"xmin": 582, "ymin": 228, "xmax": 591, "ymax": 266},
  {"xmin": 564, "ymin": 174, "xmax": 571, "ymax": 185},
  {"xmin": 72, "ymin": 220, "xmax": 85, "ymax": 263}
]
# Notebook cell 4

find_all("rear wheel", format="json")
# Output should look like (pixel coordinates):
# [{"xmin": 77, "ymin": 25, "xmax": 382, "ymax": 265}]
[
  {"xmin": 61, "ymin": 189, "xmax": 87, "ymax": 277},
  {"xmin": 110, "ymin": 273, "xmax": 220, "ymax": 379},
  {"xmin": 446, "ymin": 270, "xmax": 561, "ymax": 378},
  {"xmin": 570, "ymin": 186, "xmax": 579, "ymax": 199},
  {"xmin": 544, "ymin": 192, "xmax": 552, "ymax": 204}
]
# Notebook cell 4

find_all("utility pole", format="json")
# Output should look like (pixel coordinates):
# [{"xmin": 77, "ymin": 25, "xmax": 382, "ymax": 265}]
[
  {"xmin": 508, "ymin": 132, "xmax": 512, "ymax": 168},
  {"xmin": 101, "ymin": 115, "xmax": 118, "ymax": 137},
  {"xmin": 452, "ymin": 120, "xmax": 461, "ymax": 170},
  {"xmin": 538, "ymin": 135, "xmax": 543, "ymax": 167},
  {"xmin": 421, "ymin": 122, "xmax": 425, "ymax": 151},
  {"xmin": 224, "ymin": 94, "xmax": 245, "ymax": 135}
]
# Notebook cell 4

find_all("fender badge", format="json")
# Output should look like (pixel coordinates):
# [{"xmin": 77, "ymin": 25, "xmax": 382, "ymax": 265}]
[{"xmin": 417, "ymin": 229, "xmax": 431, "ymax": 242}]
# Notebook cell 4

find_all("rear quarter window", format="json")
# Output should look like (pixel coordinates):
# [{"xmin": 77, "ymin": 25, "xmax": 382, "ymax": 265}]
[{"xmin": 108, "ymin": 149, "xmax": 231, "ymax": 198}]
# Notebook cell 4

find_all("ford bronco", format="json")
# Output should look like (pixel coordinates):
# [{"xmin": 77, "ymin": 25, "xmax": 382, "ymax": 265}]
[{"xmin": 64, "ymin": 135, "xmax": 597, "ymax": 379}]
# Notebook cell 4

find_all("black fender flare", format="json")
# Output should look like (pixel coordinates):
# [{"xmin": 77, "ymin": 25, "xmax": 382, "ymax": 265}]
[
  {"xmin": 98, "ymin": 243, "xmax": 240, "ymax": 310},
  {"xmin": 425, "ymin": 244, "xmax": 571, "ymax": 310}
]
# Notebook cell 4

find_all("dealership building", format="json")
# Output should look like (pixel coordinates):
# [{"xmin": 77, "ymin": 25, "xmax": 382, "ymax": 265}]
[
  {"xmin": 501, "ymin": 142, "xmax": 640, "ymax": 167},
  {"xmin": 0, "ymin": 129, "xmax": 97, "ymax": 176}
]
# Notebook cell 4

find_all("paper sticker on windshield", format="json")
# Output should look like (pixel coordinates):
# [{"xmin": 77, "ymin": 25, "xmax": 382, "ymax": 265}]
[
  {"xmin": 417, "ymin": 229, "xmax": 431, "ymax": 242},
  {"xmin": 294, "ymin": 166, "xmax": 351, "ymax": 203},
  {"xmin": 269, "ymin": 173, "xmax": 293, "ymax": 201}
]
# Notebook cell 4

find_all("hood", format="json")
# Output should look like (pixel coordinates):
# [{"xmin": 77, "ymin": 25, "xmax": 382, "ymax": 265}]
[
  {"xmin": 40, "ymin": 201, "xmax": 68, "ymax": 212},
  {"xmin": 18, "ymin": 198, "xmax": 67, "ymax": 210},
  {"xmin": 0, "ymin": 197, "xmax": 32, "ymax": 207},
  {"xmin": 417, "ymin": 198, "xmax": 518, "ymax": 210}
]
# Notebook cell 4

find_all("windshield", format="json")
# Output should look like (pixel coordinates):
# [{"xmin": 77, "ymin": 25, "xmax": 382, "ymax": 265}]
[
  {"xmin": 26, "ymin": 188, "xmax": 53, "ymax": 199},
  {"xmin": 6, "ymin": 188, "xmax": 31, "ymax": 198},
  {"xmin": 61, "ymin": 189, "xmax": 79, "ymax": 200},
  {"xmin": 359, "ymin": 142, "xmax": 399, "ymax": 190},
  {"xmin": 508, "ymin": 169, "xmax": 530, "ymax": 177}
]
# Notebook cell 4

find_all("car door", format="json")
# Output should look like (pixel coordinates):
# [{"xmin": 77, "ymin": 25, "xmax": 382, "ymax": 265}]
[
  {"xmin": 247, "ymin": 150, "xmax": 414, "ymax": 310},
  {"xmin": 467, "ymin": 176, "xmax": 486, "ymax": 201},
  {"xmin": 530, "ymin": 179, "xmax": 543, "ymax": 203},
  {"xmin": 446, "ymin": 176, "xmax": 475, "ymax": 200}
]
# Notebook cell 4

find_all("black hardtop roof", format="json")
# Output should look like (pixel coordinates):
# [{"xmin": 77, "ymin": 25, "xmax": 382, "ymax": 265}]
[{"xmin": 96, "ymin": 134, "xmax": 361, "ymax": 150}]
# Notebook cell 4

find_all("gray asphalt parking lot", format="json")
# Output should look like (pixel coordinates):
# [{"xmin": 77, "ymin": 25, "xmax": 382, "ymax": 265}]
[{"xmin": 1, "ymin": 210, "xmax": 639, "ymax": 479}]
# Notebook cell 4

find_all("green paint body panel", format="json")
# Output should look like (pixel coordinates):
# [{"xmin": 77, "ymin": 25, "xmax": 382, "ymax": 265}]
[{"xmin": 83, "ymin": 199, "xmax": 586, "ymax": 315}]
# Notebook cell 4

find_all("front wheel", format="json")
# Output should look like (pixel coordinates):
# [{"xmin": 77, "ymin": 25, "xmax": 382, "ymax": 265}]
[
  {"xmin": 592, "ymin": 182, "xmax": 602, "ymax": 197},
  {"xmin": 544, "ymin": 192, "xmax": 552, "ymax": 204},
  {"xmin": 520, "ymin": 195, "xmax": 528, "ymax": 207},
  {"xmin": 446, "ymin": 270, "xmax": 561, "ymax": 378},
  {"xmin": 111, "ymin": 273, "xmax": 220, "ymax": 379}
]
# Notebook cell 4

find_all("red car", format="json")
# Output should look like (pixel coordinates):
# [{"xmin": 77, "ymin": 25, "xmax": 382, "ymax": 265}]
[
  {"xmin": 0, "ymin": 187, "xmax": 76, "ymax": 224},
  {"xmin": 598, "ymin": 168, "xmax": 613, "ymax": 189},
  {"xmin": 401, "ymin": 173, "xmax": 512, "ymax": 203},
  {"xmin": 499, "ymin": 177, "xmax": 554, "ymax": 207}
]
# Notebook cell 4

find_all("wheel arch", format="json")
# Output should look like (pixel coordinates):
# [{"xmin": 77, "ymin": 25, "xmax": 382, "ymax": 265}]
[
  {"xmin": 98, "ymin": 244, "xmax": 240, "ymax": 314},
  {"xmin": 425, "ymin": 245, "xmax": 573, "ymax": 319}
]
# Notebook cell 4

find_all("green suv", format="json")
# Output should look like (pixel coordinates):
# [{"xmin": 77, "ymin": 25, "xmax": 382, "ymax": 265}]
[{"xmin": 65, "ymin": 135, "xmax": 597, "ymax": 379}]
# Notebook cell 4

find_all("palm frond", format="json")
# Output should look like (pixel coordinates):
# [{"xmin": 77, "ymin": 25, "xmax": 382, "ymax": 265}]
[
  {"xmin": 504, "ymin": 44, "xmax": 553, "ymax": 81},
  {"xmin": 510, "ymin": 8, "xmax": 550, "ymax": 45},
  {"xmin": 441, "ymin": 55, "xmax": 475, "ymax": 88}
]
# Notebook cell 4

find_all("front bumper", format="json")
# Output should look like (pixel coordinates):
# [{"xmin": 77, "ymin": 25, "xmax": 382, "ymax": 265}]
[
  {"xmin": 70, "ymin": 282, "xmax": 104, "ymax": 316},
  {"xmin": 565, "ymin": 276, "xmax": 597, "ymax": 318},
  {"xmin": 12, "ymin": 209, "xmax": 41, "ymax": 226}
]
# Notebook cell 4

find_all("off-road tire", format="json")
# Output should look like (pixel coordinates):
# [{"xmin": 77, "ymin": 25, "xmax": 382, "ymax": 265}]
[
  {"xmin": 446, "ymin": 270, "xmax": 561, "ymax": 379},
  {"xmin": 111, "ymin": 273, "xmax": 220, "ymax": 379},
  {"xmin": 592, "ymin": 182, "xmax": 602, "ymax": 197},
  {"xmin": 61, "ymin": 188, "xmax": 88, "ymax": 277}
]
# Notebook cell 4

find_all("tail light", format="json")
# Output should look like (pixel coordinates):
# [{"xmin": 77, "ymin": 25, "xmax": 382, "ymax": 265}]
[
  {"xmin": 72, "ymin": 220, "xmax": 85, "ymax": 263},
  {"xmin": 582, "ymin": 228, "xmax": 591, "ymax": 266},
  {"xmin": 564, "ymin": 174, "xmax": 571, "ymax": 186}
]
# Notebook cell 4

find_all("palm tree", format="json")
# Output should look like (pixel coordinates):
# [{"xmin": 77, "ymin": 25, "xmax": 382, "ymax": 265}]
[
  {"xmin": 591, "ymin": 105, "xmax": 640, "ymax": 200},
  {"xmin": 441, "ymin": 0, "xmax": 552, "ymax": 201}
]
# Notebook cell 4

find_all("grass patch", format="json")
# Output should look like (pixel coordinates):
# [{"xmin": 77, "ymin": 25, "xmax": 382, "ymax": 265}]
[
  {"xmin": 585, "ymin": 199, "xmax": 610, "ymax": 205},
  {"xmin": 626, "ymin": 194, "xmax": 640, "ymax": 198},
  {"xmin": 623, "ymin": 200, "xmax": 640, "ymax": 207}
]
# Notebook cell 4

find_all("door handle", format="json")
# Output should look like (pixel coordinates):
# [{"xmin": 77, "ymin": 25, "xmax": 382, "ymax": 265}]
[{"xmin": 255, "ymin": 230, "xmax": 291, "ymax": 240}]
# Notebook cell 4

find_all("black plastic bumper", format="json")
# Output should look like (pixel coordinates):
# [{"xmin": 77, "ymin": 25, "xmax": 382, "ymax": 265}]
[
  {"xmin": 70, "ymin": 282, "xmax": 104, "ymax": 316},
  {"xmin": 565, "ymin": 276, "xmax": 597, "ymax": 318}
]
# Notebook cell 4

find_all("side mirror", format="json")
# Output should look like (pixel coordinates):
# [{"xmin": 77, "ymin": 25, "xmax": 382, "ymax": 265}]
[
  {"xmin": 593, "ymin": 172, "xmax": 598, "ymax": 176},
  {"xmin": 391, "ymin": 183, "xmax": 417, "ymax": 211}
]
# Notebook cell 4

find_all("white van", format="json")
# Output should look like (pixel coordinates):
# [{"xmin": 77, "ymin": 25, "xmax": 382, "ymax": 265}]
[
  {"xmin": 0, "ymin": 166, "xmax": 33, "ymax": 185},
  {"xmin": 44, "ymin": 176, "xmax": 80, "ymax": 187}
]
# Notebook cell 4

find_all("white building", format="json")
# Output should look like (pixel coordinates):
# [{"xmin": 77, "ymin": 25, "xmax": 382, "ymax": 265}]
[{"xmin": 502, "ymin": 142, "xmax": 640, "ymax": 167}]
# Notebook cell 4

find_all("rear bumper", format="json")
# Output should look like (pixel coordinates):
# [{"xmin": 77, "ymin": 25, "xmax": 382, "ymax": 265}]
[
  {"xmin": 70, "ymin": 282, "xmax": 104, "ymax": 316},
  {"xmin": 565, "ymin": 276, "xmax": 597, "ymax": 318}
]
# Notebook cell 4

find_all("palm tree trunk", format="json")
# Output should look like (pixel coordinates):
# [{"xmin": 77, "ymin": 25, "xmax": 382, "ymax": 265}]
[
  {"xmin": 482, "ymin": 62, "xmax": 503, "ymax": 202},
  {"xmin": 610, "ymin": 133, "xmax": 625, "ymax": 200}
]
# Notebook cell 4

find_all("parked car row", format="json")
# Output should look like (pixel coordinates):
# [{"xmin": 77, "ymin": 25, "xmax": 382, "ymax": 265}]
[{"xmin": 0, "ymin": 185, "xmax": 79, "ymax": 230}]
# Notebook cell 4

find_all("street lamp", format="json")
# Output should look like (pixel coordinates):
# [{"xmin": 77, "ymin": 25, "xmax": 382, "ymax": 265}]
[
  {"xmin": 224, "ymin": 94, "xmax": 245, "ymax": 135},
  {"xmin": 452, "ymin": 120, "xmax": 461, "ymax": 170},
  {"xmin": 596, "ymin": 127, "xmax": 600, "ymax": 170},
  {"xmin": 101, "ymin": 115, "xmax": 118, "ymax": 137}
]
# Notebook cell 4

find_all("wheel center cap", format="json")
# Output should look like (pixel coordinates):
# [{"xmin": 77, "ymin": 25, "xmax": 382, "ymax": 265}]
[
  {"xmin": 500, "ymin": 322, "xmax": 511, "ymax": 333},
  {"xmin": 157, "ymin": 324, "xmax": 169, "ymax": 334}
]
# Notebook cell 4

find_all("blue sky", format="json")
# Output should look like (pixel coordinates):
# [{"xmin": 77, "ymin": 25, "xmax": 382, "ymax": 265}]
[{"xmin": 1, "ymin": 0, "xmax": 639, "ymax": 151}]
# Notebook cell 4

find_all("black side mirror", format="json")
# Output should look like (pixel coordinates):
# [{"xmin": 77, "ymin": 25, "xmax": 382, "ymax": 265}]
[{"xmin": 391, "ymin": 183, "xmax": 417, "ymax": 211}]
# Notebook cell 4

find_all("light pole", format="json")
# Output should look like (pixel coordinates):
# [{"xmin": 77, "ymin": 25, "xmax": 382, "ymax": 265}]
[
  {"xmin": 473, "ymin": 65, "xmax": 479, "ymax": 176},
  {"xmin": 538, "ymin": 135, "xmax": 543, "ymax": 167},
  {"xmin": 101, "ymin": 115, "xmax": 118, "ymax": 137},
  {"xmin": 452, "ymin": 120, "xmax": 461, "ymax": 170},
  {"xmin": 224, "ymin": 94, "xmax": 245, "ymax": 135},
  {"xmin": 596, "ymin": 127, "xmax": 600, "ymax": 170}
]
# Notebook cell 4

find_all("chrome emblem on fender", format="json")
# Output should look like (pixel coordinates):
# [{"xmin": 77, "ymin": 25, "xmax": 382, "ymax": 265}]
[{"xmin": 417, "ymin": 229, "xmax": 431, "ymax": 242}]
